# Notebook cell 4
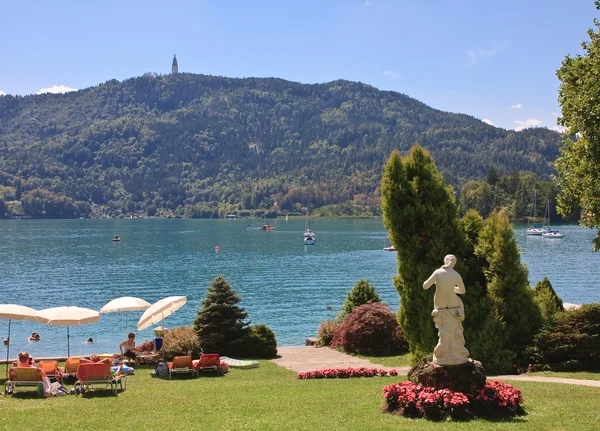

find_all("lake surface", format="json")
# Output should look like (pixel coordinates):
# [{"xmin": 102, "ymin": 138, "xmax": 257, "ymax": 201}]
[{"xmin": 1, "ymin": 219, "xmax": 599, "ymax": 358}]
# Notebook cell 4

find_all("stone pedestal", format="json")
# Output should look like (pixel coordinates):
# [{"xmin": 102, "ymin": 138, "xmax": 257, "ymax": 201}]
[{"xmin": 407, "ymin": 359, "xmax": 486, "ymax": 396}]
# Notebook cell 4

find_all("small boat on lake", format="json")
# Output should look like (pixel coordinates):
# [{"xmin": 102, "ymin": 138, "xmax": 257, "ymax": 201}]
[
  {"xmin": 383, "ymin": 246, "xmax": 396, "ymax": 251},
  {"xmin": 304, "ymin": 235, "xmax": 315, "ymax": 245},
  {"xmin": 542, "ymin": 229, "xmax": 565, "ymax": 239}
]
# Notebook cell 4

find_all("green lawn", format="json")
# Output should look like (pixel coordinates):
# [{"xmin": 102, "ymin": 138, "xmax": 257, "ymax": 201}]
[
  {"xmin": 1, "ymin": 362, "xmax": 598, "ymax": 431},
  {"xmin": 359, "ymin": 353, "xmax": 412, "ymax": 367}
]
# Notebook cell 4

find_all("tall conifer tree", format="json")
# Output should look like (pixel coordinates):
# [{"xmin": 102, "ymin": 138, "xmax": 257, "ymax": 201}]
[
  {"xmin": 382, "ymin": 145, "xmax": 465, "ymax": 355},
  {"xmin": 193, "ymin": 275, "xmax": 250, "ymax": 356}
]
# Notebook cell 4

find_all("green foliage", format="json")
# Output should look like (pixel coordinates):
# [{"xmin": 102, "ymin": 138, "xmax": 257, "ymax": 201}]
[
  {"xmin": 332, "ymin": 302, "xmax": 408, "ymax": 355},
  {"xmin": 337, "ymin": 279, "xmax": 381, "ymax": 322},
  {"xmin": 382, "ymin": 145, "xmax": 465, "ymax": 356},
  {"xmin": 475, "ymin": 209, "xmax": 542, "ymax": 353},
  {"xmin": 242, "ymin": 324, "xmax": 278, "ymax": 359},
  {"xmin": 161, "ymin": 326, "xmax": 202, "ymax": 361},
  {"xmin": 555, "ymin": 3, "xmax": 600, "ymax": 250},
  {"xmin": 193, "ymin": 275, "xmax": 250, "ymax": 356},
  {"xmin": 316, "ymin": 320, "xmax": 340, "ymax": 347},
  {"xmin": 0, "ymin": 74, "xmax": 564, "ymax": 218},
  {"xmin": 533, "ymin": 277, "xmax": 564, "ymax": 325},
  {"xmin": 525, "ymin": 303, "xmax": 600, "ymax": 371}
]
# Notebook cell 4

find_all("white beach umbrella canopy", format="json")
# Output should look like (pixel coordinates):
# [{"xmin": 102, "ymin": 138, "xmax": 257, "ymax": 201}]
[
  {"xmin": 137, "ymin": 296, "xmax": 187, "ymax": 331},
  {"xmin": 101, "ymin": 296, "xmax": 151, "ymax": 333},
  {"xmin": 0, "ymin": 304, "xmax": 39, "ymax": 377},
  {"xmin": 36, "ymin": 306, "xmax": 101, "ymax": 357}
]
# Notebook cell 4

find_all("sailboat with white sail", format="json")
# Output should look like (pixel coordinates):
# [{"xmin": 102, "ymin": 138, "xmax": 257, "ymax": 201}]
[{"xmin": 303, "ymin": 209, "xmax": 315, "ymax": 245}]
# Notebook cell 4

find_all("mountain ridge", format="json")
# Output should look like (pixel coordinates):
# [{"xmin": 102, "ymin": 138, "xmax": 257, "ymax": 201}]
[{"xmin": 0, "ymin": 73, "xmax": 563, "ymax": 218}]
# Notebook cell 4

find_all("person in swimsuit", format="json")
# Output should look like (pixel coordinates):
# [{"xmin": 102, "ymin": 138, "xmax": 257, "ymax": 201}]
[{"xmin": 119, "ymin": 332, "xmax": 137, "ymax": 361}]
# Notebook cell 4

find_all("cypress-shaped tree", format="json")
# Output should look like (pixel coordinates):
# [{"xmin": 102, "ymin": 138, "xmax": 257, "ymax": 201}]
[
  {"xmin": 533, "ymin": 277, "xmax": 564, "ymax": 324},
  {"xmin": 193, "ymin": 275, "xmax": 250, "ymax": 356},
  {"xmin": 337, "ymin": 279, "xmax": 382, "ymax": 322},
  {"xmin": 475, "ymin": 209, "xmax": 542, "ymax": 353},
  {"xmin": 382, "ymin": 146, "xmax": 466, "ymax": 355}
]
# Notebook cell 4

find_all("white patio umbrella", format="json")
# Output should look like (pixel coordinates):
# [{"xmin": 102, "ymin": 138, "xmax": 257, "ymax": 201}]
[
  {"xmin": 137, "ymin": 296, "xmax": 187, "ymax": 331},
  {"xmin": 36, "ymin": 306, "xmax": 101, "ymax": 357},
  {"xmin": 100, "ymin": 296, "xmax": 151, "ymax": 333},
  {"xmin": 0, "ymin": 304, "xmax": 39, "ymax": 378}
]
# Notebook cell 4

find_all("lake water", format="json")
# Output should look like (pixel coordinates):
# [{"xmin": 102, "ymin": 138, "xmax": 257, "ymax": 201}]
[{"xmin": 1, "ymin": 219, "xmax": 599, "ymax": 358}]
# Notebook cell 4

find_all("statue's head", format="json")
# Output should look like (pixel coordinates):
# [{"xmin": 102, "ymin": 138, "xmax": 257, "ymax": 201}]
[{"xmin": 442, "ymin": 254, "xmax": 457, "ymax": 268}]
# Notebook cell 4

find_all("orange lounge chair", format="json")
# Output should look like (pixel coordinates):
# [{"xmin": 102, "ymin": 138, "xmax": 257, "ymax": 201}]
[
  {"xmin": 74, "ymin": 362, "xmax": 126, "ymax": 395},
  {"xmin": 168, "ymin": 356, "xmax": 197, "ymax": 378},
  {"xmin": 38, "ymin": 360, "xmax": 63, "ymax": 382},
  {"xmin": 5, "ymin": 367, "xmax": 45, "ymax": 395},
  {"xmin": 194, "ymin": 354, "xmax": 224, "ymax": 374}
]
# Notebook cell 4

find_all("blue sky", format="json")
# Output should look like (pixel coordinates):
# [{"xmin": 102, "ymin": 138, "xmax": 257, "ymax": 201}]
[{"xmin": 0, "ymin": 0, "xmax": 597, "ymax": 131}]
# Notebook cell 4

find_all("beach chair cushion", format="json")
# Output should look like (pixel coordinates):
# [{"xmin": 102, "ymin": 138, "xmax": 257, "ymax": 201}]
[
  {"xmin": 75, "ymin": 362, "xmax": 126, "ymax": 395},
  {"xmin": 168, "ymin": 356, "xmax": 196, "ymax": 378},
  {"xmin": 38, "ymin": 361, "xmax": 62, "ymax": 382}
]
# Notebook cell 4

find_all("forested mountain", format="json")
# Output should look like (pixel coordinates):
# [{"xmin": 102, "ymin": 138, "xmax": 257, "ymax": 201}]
[{"xmin": 0, "ymin": 73, "xmax": 564, "ymax": 218}]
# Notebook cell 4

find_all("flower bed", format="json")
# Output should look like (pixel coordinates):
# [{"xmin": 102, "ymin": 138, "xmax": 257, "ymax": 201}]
[
  {"xmin": 382, "ymin": 380, "xmax": 524, "ymax": 420},
  {"xmin": 297, "ymin": 367, "xmax": 399, "ymax": 379}
]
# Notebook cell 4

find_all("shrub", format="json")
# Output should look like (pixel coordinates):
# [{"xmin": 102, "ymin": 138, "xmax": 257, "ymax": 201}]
[
  {"xmin": 161, "ymin": 326, "xmax": 201, "ymax": 361},
  {"xmin": 242, "ymin": 324, "xmax": 277, "ymax": 358},
  {"xmin": 532, "ymin": 277, "xmax": 564, "ymax": 324},
  {"xmin": 316, "ymin": 320, "xmax": 340, "ymax": 347},
  {"xmin": 524, "ymin": 303, "xmax": 600, "ymax": 371},
  {"xmin": 337, "ymin": 279, "xmax": 381, "ymax": 322},
  {"xmin": 193, "ymin": 275, "xmax": 250, "ymax": 356},
  {"xmin": 332, "ymin": 302, "xmax": 408, "ymax": 355}
]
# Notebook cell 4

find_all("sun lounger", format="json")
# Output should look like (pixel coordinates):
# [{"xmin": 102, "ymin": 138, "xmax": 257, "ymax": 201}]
[
  {"xmin": 194, "ymin": 354, "xmax": 226, "ymax": 374},
  {"xmin": 74, "ymin": 362, "xmax": 126, "ymax": 395},
  {"xmin": 137, "ymin": 352, "xmax": 160, "ymax": 365},
  {"xmin": 5, "ymin": 367, "xmax": 45, "ymax": 395},
  {"xmin": 38, "ymin": 360, "xmax": 63, "ymax": 382},
  {"xmin": 168, "ymin": 356, "xmax": 197, "ymax": 378}
]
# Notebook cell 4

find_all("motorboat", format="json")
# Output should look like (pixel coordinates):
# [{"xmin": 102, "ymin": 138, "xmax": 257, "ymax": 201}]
[
  {"xmin": 542, "ymin": 229, "xmax": 565, "ymax": 238},
  {"xmin": 383, "ymin": 246, "xmax": 396, "ymax": 251}
]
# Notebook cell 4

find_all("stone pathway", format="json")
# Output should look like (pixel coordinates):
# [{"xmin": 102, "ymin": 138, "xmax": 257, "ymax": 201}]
[
  {"xmin": 271, "ymin": 346, "xmax": 600, "ymax": 387},
  {"xmin": 271, "ymin": 346, "xmax": 410, "ymax": 374}
]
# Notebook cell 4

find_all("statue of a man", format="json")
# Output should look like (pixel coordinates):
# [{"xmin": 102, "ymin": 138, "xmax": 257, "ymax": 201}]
[{"xmin": 423, "ymin": 254, "xmax": 469, "ymax": 366}]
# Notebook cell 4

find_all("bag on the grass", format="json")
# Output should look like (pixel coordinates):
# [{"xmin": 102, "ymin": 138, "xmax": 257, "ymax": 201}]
[{"xmin": 154, "ymin": 361, "xmax": 169, "ymax": 376}]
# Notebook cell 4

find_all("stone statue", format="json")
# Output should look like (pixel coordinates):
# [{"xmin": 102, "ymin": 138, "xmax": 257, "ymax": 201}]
[{"xmin": 423, "ymin": 254, "xmax": 469, "ymax": 366}]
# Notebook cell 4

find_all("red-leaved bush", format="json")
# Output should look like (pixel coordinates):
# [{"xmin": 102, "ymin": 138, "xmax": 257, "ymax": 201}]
[
  {"xmin": 297, "ymin": 367, "xmax": 399, "ymax": 379},
  {"xmin": 331, "ymin": 302, "xmax": 408, "ymax": 355},
  {"xmin": 382, "ymin": 380, "xmax": 524, "ymax": 420}
]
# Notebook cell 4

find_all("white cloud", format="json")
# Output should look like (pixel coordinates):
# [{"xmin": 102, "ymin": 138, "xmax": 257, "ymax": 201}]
[
  {"xmin": 0, "ymin": 90, "xmax": 5, "ymax": 96},
  {"xmin": 482, "ymin": 118, "xmax": 496, "ymax": 126},
  {"xmin": 36, "ymin": 84, "xmax": 78, "ymax": 95},
  {"xmin": 466, "ymin": 41, "xmax": 507, "ymax": 66},
  {"xmin": 552, "ymin": 125, "xmax": 566, "ymax": 133},
  {"xmin": 511, "ymin": 103, "xmax": 522, "ymax": 109},
  {"xmin": 514, "ymin": 118, "xmax": 542, "ymax": 131},
  {"xmin": 382, "ymin": 69, "xmax": 400, "ymax": 79}
]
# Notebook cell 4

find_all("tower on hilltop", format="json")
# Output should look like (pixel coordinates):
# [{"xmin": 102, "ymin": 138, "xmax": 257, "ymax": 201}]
[{"xmin": 172, "ymin": 54, "xmax": 179, "ymax": 74}]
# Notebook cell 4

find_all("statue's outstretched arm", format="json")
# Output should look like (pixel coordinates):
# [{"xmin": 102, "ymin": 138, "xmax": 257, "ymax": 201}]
[{"xmin": 423, "ymin": 271, "xmax": 437, "ymax": 290}]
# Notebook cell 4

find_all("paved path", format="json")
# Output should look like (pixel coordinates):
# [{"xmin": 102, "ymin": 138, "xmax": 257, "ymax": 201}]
[
  {"xmin": 271, "ymin": 346, "xmax": 410, "ymax": 374},
  {"xmin": 272, "ymin": 346, "xmax": 600, "ymax": 387}
]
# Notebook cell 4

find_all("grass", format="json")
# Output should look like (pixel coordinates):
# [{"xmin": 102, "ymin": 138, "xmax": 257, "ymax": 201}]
[
  {"xmin": 359, "ymin": 353, "xmax": 412, "ymax": 368},
  {"xmin": 1, "ymin": 361, "xmax": 599, "ymax": 430}
]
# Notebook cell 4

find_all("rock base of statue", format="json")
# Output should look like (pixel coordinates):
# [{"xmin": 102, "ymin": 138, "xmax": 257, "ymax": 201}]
[{"xmin": 407, "ymin": 359, "xmax": 486, "ymax": 396}]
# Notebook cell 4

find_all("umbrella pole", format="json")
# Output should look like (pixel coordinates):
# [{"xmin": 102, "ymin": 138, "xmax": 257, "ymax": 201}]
[
  {"xmin": 126, "ymin": 312, "xmax": 128, "ymax": 334},
  {"xmin": 5, "ymin": 319, "xmax": 11, "ymax": 379},
  {"xmin": 67, "ymin": 326, "xmax": 70, "ymax": 358}
]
